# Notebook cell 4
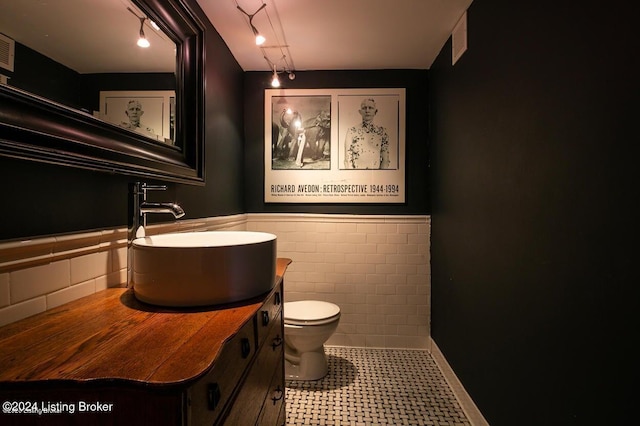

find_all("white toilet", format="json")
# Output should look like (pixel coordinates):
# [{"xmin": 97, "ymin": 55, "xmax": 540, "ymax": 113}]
[{"xmin": 283, "ymin": 300, "xmax": 341, "ymax": 380}]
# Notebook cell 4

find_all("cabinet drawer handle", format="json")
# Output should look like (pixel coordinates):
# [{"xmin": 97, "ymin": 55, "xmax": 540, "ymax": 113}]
[
  {"xmin": 207, "ymin": 383, "xmax": 221, "ymax": 410},
  {"xmin": 240, "ymin": 337, "xmax": 251, "ymax": 359},
  {"xmin": 274, "ymin": 291, "xmax": 281, "ymax": 305},
  {"xmin": 271, "ymin": 335, "xmax": 283, "ymax": 351},
  {"xmin": 261, "ymin": 310, "xmax": 270, "ymax": 326},
  {"xmin": 271, "ymin": 385, "xmax": 284, "ymax": 405}
]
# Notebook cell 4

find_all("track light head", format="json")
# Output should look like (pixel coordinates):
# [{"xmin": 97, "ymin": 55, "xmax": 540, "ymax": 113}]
[
  {"xmin": 252, "ymin": 26, "xmax": 266, "ymax": 45},
  {"xmin": 128, "ymin": 8, "xmax": 150, "ymax": 48},
  {"xmin": 137, "ymin": 17, "xmax": 150, "ymax": 48},
  {"xmin": 237, "ymin": 3, "xmax": 267, "ymax": 45},
  {"xmin": 271, "ymin": 65, "xmax": 280, "ymax": 88}
]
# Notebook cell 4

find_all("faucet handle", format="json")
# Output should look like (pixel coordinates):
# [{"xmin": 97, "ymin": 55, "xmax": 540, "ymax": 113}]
[
  {"xmin": 142, "ymin": 183, "xmax": 167, "ymax": 191},
  {"xmin": 141, "ymin": 183, "xmax": 167, "ymax": 199}
]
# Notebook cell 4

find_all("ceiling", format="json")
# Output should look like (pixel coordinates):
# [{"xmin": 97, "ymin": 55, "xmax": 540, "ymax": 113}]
[
  {"xmin": 0, "ymin": 0, "xmax": 471, "ymax": 76},
  {"xmin": 199, "ymin": 0, "xmax": 473, "ymax": 72}
]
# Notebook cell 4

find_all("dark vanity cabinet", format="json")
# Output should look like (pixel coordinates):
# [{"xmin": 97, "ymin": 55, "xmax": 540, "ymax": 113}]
[
  {"xmin": 188, "ymin": 284, "xmax": 286, "ymax": 425},
  {"xmin": 0, "ymin": 259, "xmax": 291, "ymax": 426}
]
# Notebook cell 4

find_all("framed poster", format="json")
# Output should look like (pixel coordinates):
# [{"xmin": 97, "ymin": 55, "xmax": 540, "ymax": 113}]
[
  {"xmin": 99, "ymin": 90, "xmax": 175, "ymax": 144},
  {"xmin": 265, "ymin": 88, "xmax": 405, "ymax": 203}
]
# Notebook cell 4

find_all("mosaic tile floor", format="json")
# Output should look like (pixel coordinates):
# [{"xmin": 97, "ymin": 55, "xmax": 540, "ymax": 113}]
[{"xmin": 285, "ymin": 347, "xmax": 471, "ymax": 426}]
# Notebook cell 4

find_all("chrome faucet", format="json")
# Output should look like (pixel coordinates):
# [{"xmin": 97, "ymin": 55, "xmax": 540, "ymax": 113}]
[{"xmin": 127, "ymin": 182, "xmax": 185, "ymax": 288}]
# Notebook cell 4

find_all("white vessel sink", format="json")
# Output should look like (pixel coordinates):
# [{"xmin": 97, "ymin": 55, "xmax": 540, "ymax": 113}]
[{"xmin": 131, "ymin": 231, "xmax": 277, "ymax": 307}]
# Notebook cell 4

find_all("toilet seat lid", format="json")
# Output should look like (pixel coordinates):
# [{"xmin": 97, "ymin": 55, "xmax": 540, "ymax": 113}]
[{"xmin": 284, "ymin": 300, "xmax": 340, "ymax": 322}]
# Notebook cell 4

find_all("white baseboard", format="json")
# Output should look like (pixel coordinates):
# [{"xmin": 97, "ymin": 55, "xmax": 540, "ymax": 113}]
[{"xmin": 430, "ymin": 337, "xmax": 490, "ymax": 426}]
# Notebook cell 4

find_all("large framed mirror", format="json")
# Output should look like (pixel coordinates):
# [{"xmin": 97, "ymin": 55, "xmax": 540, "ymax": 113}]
[{"xmin": 0, "ymin": 0, "xmax": 204, "ymax": 184}]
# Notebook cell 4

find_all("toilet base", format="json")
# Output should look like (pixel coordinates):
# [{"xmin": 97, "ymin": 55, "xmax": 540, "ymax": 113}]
[{"xmin": 285, "ymin": 348, "xmax": 328, "ymax": 381}]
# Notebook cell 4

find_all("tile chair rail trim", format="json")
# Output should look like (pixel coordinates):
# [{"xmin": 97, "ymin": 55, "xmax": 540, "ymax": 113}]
[
  {"xmin": 0, "ymin": 214, "xmax": 249, "ymax": 274},
  {"xmin": 1, "ymin": 214, "xmax": 430, "ymax": 273},
  {"xmin": 248, "ymin": 213, "xmax": 430, "ymax": 225}
]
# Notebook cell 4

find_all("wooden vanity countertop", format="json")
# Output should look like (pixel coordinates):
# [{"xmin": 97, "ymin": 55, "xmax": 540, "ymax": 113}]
[{"xmin": 0, "ymin": 258, "xmax": 292, "ymax": 388}]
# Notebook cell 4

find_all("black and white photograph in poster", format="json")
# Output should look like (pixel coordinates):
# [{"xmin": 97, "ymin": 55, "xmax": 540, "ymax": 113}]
[
  {"xmin": 271, "ymin": 95, "xmax": 331, "ymax": 170},
  {"xmin": 99, "ymin": 90, "xmax": 175, "ymax": 144},
  {"xmin": 265, "ymin": 88, "xmax": 405, "ymax": 203},
  {"xmin": 338, "ymin": 94, "xmax": 400, "ymax": 170}
]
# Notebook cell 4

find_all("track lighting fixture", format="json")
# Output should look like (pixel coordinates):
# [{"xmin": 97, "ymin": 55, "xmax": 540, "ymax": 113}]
[
  {"xmin": 236, "ymin": 2, "xmax": 296, "ymax": 87},
  {"xmin": 237, "ymin": 3, "xmax": 267, "ymax": 46}
]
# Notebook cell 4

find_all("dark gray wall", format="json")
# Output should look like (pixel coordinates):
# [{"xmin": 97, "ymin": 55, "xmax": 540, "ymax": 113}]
[
  {"xmin": 0, "ymin": 0, "xmax": 245, "ymax": 241},
  {"xmin": 429, "ymin": 1, "xmax": 635, "ymax": 424},
  {"xmin": 10, "ymin": 42, "xmax": 87, "ymax": 111},
  {"xmin": 243, "ymin": 70, "xmax": 430, "ymax": 214}
]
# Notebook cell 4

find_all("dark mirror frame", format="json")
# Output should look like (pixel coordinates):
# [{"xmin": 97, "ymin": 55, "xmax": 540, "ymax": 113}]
[{"xmin": 0, "ymin": 0, "xmax": 205, "ymax": 185}]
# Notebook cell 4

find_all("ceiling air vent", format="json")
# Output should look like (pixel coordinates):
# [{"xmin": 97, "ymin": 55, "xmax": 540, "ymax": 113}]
[{"xmin": 0, "ymin": 33, "xmax": 15, "ymax": 72}]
